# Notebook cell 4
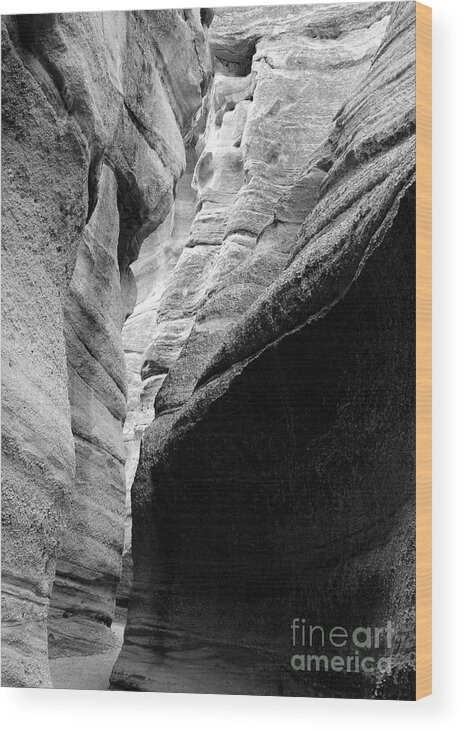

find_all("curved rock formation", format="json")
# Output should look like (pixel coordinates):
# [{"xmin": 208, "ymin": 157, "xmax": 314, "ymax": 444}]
[
  {"xmin": 115, "ymin": 0, "xmax": 393, "ymax": 628},
  {"xmin": 2, "ymin": 3, "xmax": 417, "ymax": 699},
  {"xmin": 143, "ymin": 1, "xmax": 392, "ymax": 417},
  {"xmin": 111, "ymin": 2, "xmax": 416, "ymax": 699},
  {"xmin": 1, "ymin": 8, "xmax": 210, "ymax": 687},
  {"xmin": 117, "ymin": 149, "xmax": 199, "ymax": 607}
]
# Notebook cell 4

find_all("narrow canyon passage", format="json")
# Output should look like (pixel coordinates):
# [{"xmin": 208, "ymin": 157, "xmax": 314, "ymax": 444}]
[
  {"xmin": 2, "ymin": 4, "xmax": 417, "ymax": 699},
  {"xmin": 49, "ymin": 609, "xmax": 126, "ymax": 691},
  {"xmin": 48, "ymin": 151, "xmax": 200, "ymax": 690}
]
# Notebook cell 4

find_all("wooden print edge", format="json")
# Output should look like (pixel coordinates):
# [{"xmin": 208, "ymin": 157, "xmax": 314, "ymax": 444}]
[{"xmin": 415, "ymin": 0, "xmax": 432, "ymax": 701}]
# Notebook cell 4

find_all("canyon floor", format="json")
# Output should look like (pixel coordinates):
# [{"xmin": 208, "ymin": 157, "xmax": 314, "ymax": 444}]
[
  {"xmin": 2, "ymin": 5, "xmax": 417, "ymax": 699},
  {"xmin": 50, "ymin": 609, "xmax": 126, "ymax": 691}
]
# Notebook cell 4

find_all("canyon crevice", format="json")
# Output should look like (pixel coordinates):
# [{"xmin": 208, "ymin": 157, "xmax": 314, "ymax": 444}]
[
  {"xmin": 2, "ymin": 3, "xmax": 416, "ymax": 698},
  {"xmin": 2, "ymin": 8, "xmax": 211, "ymax": 687}
]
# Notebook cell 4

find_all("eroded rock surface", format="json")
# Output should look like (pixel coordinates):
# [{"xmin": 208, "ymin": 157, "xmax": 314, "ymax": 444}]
[
  {"xmin": 117, "ymin": 149, "xmax": 199, "ymax": 606},
  {"xmin": 2, "ymin": 2, "xmax": 417, "ymax": 699},
  {"xmin": 1, "ymin": 8, "xmax": 210, "ymax": 687},
  {"xmin": 115, "ymin": 0, "xmax": 392, "ymax": 620},
  {"xmin": 144, "ymin": 1, "xmax": 392, "ymax": 417},
  {"xmin": 111, "ymin": 2, "xmax": 416, "ymax": 699}
]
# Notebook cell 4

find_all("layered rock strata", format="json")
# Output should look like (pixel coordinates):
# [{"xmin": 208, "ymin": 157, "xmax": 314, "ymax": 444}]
[
  {"xmin": 117, "ymin": 149, "xmax": 199, "ymax": 606},
  {"xmin": 117, "ymin": 0, "xmax": 392, "ymax": 615},
  {"xmin": 112, "ymin": 2, "xmax": 416, "ymax": 699},
  {"xmin": 1, "ymin": 9, "xmax": 210, "ymax": 686},
  {"xmin": 142, "ymin": 1, "xmax": 392, "ymax": 417},
  {"xmin": 2, "ymin": 2, "xmax": 418, "ymax": 699}
]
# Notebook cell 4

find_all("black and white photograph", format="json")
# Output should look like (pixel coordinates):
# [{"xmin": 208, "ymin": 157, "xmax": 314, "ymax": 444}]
[{"xmin": 1, "ymin": 0, "xmax": 431, "ymax": 706}]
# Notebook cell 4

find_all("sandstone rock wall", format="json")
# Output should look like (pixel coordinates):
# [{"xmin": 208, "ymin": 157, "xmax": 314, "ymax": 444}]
[
  {"xmin": 115, "ymin": 0, "xmax": 391, "ymax": 617},
  {"xmin": 48, "ymin": 164, "xmax": 129, "ymax": 647},
  {"xmin": 1, "ymin": 9, "xmax": 210, "ymax": 687},
  {"xmin": 117, "ymin": 149, "xmax": 199, "ymax": 606},
  {"xmin": 143, "ymin": 1, "xmax": 392, "ymax": 418},
  {"xmin": 111, "ymin": 2, "xmax": 417, "ymax": 699},
  {"xmin": 2, "ymin": 3, "xmax": 417, "ymax": 698}
]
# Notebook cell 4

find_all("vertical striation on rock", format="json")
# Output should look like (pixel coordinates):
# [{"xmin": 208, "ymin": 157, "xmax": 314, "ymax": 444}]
[
  {"xmin": 117, "ymin": 148, "xmax": 199, "ymax": 606},
  {"xmin": 111, "ymin": 2, "xmax": 417, "ymax": 699},
  {"xmin": 48, "ymin": 164, "xmax": 129, "ymax": 647},
  {"xmin": 116, "ymin": 1, "xmax": 393, "ymax": 613},
  {"xmin": 2, "ymin": 3, "xmax": 418, "ymax": 699},
  {"xmin": 1, "ymin": 8, "xmax": 210, "ymax": 686},
  {"xmin": 144, "ymin": 1, "xmax": 392, "ymax": 418}
]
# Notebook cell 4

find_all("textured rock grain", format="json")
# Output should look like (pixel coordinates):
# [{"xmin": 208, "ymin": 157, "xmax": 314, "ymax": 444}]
[
  {"xmin": 2, "ymin": 3, "xmax": 417, "ymax": 699},
  {"xmin": 1, "ymin": 9, "xmax": 210, "ymax": 687},
  {"xmin": 112, "ymin": 2, "xmax": 416, "ymax": 699},
  {"xmin": 116, "ymin": 1, "xmax": 392, "ymax": 605},
  {"xmin": 118, "ymin": 150, "xmax": 199, "ymax": 606},
  {"xmin": 147, "ymin": 1, "xmax": 391, "ymax": 417}
]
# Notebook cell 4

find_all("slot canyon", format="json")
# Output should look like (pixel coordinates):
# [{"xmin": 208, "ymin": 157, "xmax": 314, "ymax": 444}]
[{"xmin": 1, "ymin": 3, "xmax": 416, "ymax": 698}]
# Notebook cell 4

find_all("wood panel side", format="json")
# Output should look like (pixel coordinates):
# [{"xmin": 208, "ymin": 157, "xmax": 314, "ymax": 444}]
[{"xmin": 416, "ymin": 0, "xmax": 432, "ymax": 702}]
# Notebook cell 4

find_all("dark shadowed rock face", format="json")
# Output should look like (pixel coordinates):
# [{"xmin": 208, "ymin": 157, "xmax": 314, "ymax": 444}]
[
  {"xmin": 2, "ymin": 3, "xmax": 417, "ymax": 698},
  {"xmin": 1, "ymin": 9, "xmax": 210, "ymax": 687},
  {"xmin": 114, "ymin": 2, "xmax": 392, "ymax": 604},
  {"xmin": 111, "ymin": 3, "xmax": 416, "ymax": 698},
  {"xmin": 117, "ymin": 2, "xmax": 393, "ymax": 610}
]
